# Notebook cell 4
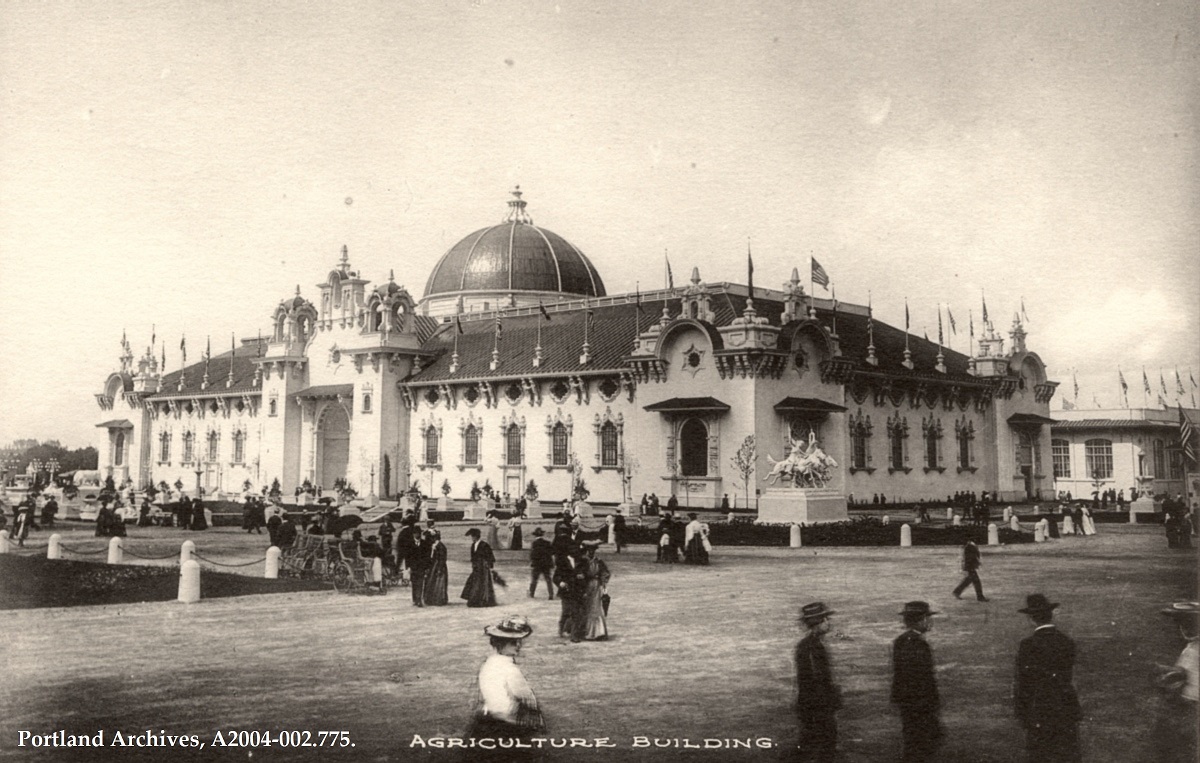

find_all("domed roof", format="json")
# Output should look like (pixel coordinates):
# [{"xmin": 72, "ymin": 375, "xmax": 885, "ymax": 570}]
[{"xmin": 423, "ymin": 189, "xmax": 606, "ymax": 299}]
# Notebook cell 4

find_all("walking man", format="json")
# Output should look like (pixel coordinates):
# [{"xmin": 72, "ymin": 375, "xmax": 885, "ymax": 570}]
[
  {"xmin": 952, "ymin": 539, "xmax": 988, "ymax": 601},
  {"xmin": 528, "ymin": 528, "xmax": 555, "ymax": 600},
  {"xmin": 892, "ymin": 602, "xmax": 943, "ymax": 761},
  {"xmin": 1014, "ymin": 594, "xmax": 1082, "ymax": 762},
  {"xmin": 794, "ymin": 602, "xmax": 841, "ymax": 761}
]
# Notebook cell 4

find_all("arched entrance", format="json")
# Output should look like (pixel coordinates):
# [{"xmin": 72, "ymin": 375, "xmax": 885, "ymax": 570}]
[
  {"xmin": 317, "ymin": 404, "xmax": 350, "ymax": 488},
  {"xmin": 679, "ymin": 418, "xmax": 709, "ymax": 477}
]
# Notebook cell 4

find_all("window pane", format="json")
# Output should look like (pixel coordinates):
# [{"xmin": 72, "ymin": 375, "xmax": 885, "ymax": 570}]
[
  {"xmin": 601, "ymin": 422, "xmax": 618, "ymax": 467},
  {"xmin": 465, "ymin": 426, "xmax": 479, "ymax": 465},
  {"xmin": 507, "ymin": 425, "xmax": 522, "ymax": 465},
  {"xmin": 552, "ymin": 423, "xmax": 568, "ymax": 466}
]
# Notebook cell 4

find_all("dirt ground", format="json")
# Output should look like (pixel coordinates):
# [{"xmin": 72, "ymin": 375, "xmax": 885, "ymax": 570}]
[{"xmin": 0, "ymin": 520, "xmax": 1194, "ymax": 762}]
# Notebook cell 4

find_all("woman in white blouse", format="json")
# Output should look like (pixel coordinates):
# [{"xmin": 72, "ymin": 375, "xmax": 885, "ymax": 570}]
[{"xmin": 468, "ymin": 614, "xmax": 545, "ymax": 747}]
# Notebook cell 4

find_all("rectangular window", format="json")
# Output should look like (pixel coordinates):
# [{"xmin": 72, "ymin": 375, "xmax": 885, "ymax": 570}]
[
  {"xmin": 1170, "ymin": 450, "xmax": 1184, "ymax": 479},
  {"xmin": 160, "ymin": 435, "xmax": 171, "ymax": 463},
  {"xmin": 600, "ymin": 423, "xmax": 619, "ymax": 467},
  {"xmin": 1051, "ymin": 439, "xmax": 1071, "ymax": 479},
  {"xmin": 1153, "ymin": 439, "xmax": 1165, "ymax": 477},
  {"xmin": 552, "ymin": 424, "xmax": 569, "ymax": 466},
  {"xmin": 852, "ymin": 431, "xmax": 867, "ymax": 470},
  {"xmin": 1084, "ymin": 439, "xmax": 1113, "ymax": 480}
]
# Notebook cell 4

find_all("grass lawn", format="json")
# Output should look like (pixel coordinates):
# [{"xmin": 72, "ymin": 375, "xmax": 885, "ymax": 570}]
[{"xmin": 0, "ymin": 521, "xmax": 1194, "ymax": 762}]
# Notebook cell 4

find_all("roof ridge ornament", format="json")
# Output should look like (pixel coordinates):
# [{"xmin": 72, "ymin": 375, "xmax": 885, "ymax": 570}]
[
  {"xmin": 338, "ymin": 245, "xmax": 350, "ymax": 273},
  {"xmin": 504, "ymin": 185, "xmax": 533, "ymax": 225}
]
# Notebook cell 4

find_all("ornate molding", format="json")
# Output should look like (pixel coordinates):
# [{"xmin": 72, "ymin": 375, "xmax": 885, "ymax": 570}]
[
  {"xmin": 1034, "ymin": 381, "xmax": 1059, "ymax": 404},
  {"xmin": 818, "ymin": 358, "xmax": 856, "ymax": 385}
]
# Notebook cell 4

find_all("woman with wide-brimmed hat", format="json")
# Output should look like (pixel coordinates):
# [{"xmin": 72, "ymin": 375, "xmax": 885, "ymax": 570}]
[
  {"xmin": 467, "ymin": 614, "xmax": 545, "ymax": 751},
  {"xmin": 1154, "ymin": 601, "xmax": 1198, "ymax": 761}
]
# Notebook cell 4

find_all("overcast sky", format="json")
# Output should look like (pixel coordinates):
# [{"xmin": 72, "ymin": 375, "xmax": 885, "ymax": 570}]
[{"xmin": 2, "ymin": 0, "xmax": 1196, "ymax": 448}]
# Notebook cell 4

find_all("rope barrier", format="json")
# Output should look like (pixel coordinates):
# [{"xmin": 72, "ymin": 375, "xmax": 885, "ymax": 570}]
[
  {"xmin": 123, "ymin": 547, "xmax": 184, "ymax": 560},
  {"xmin": 192, "ymin": 551, "xmax": 268, "ymax": 568},
  {"xmin": 58, "ymin": 542, "xmax": 109, "ymax": 556},
  {"xmin": 8, "ymin": 541, "xmax": 49, "ymax": 551}
]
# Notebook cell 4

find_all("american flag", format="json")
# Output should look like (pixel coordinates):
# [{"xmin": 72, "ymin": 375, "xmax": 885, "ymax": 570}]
[
  {"xmin": 946, "ymin": 307, "xmax": 957, "ymax": 335},
  {"xmin": 1180, "ymin": 405, "xmax": 1196, "ymax": 464},
  {"xmin": 1142, "ymin": 369, "xmax": 1151, "ymax": 396},
  {"xmin": 811, "ymin": 258, "xmax": 830, "ymax": 290},
  {"xmin": 1119, "ymin": 369, "xmax": 1129, "ymax": 394}
]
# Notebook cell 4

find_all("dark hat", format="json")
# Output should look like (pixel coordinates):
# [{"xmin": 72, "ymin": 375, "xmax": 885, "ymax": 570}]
[
  {"xmin": 687, "ymin": 512, "xmax": 698, "ymax": 519},
  {"xmin": 484, "ymin": 614, "xmax": 534, "ymax": 640},
  {"xmin": 465, "ymin": 528, "xmax": 481, "ymax": 537},
  {"xmin": 900, "ymin": 601, "xmax": 938, "ymax": 617},
  {"xmin": 1018, "ymin": 594, "xmax": 1059, "ymax": 614},
  {"xmin": 531, "ymin": 527, "xmax": 546, "ymax": 536},
  {"xmin": 1160, "ymin": 601, "xmax": 1200, "ymax": 618},
  {"xmin": 800, "ymin": 601, "xmax": 836, "ymax": 624}
]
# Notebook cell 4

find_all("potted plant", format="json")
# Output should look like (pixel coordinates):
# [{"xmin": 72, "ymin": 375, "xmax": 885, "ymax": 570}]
[{"xmin": 438, "ymin": 478, "xmax": 452, "ymax": 511}]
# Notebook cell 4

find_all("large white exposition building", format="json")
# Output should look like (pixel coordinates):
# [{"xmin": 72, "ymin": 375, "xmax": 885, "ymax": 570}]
[{"xmin": 94, "ymin": 190, "xmax": 1061, "ymax": 509}]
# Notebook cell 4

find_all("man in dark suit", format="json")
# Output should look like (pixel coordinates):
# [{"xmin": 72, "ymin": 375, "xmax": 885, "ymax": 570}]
[
  {"xmin": 794, "ymin": 601, "xmax": 841, "ymax": 761},
  {"xmin": 892, "ymin": 601, "xmax": 943, "ymax": 761},
  {"xmin": 1014, "ymin": 594, "xmax": 1082, "ymax": 762},
  {"xmin": 952, "ymin": 539, "xmax": 988, "ymax": 601},
  {"xmin": 528, "ymin": 528, "xmax": 555, "ymax": 600},
  {"xmin": 409, "ymin": 526, "xmax": 431, "ymax": 607}
]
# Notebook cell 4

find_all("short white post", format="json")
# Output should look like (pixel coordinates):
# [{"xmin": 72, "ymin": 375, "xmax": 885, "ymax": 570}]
[
  {"xmin": 988, "ymin": 523, "xmax": 999, "ymax": 545},
  {"xmin": 180, "ymin": 540, "xmax": 195, "ymax": 565},
  {"xmin": 264, "ymin": 546, "xmax": 281, "ymax": 579},
  {"xmin": 952, "ymin": 514, "xmax": 962, "ymax": 527},
  {"xmin": 900, "ymin": 523, "xmax": 912, "ymax": 547},
  {"xmin": 789, "ymin": 523, "xmax": 802, "ymax": 548},
  {"xmin": 47, "ymin": 533, "xmax": 62, "ymax": 560},
  {"xmin": 727, "ymin": 512, "xmax": 735, "ymax": 523},
  {"xmin": 371, "ymin": 557, "xmax": 383, "ymax": 585},
  {"xmin": 881, "ymin": 515, "xmax": 890, "ymax": 525},
  {"xmin": 1003, "ymin": 507, "xmax": 1012, "ymax": 522},
  {"xmin": 605, "ymin": 515, "xmax": 617, "ymax": 547},
  {"xmin": 178, "ymin": 559, "xmax": 201, "ymax": 603},
  {"xmin": 107, "ymin": 536, "xmax": 124, "ymax": 564},
  {"xmin": 1033, "ymin": 504, "xmax": 1041, "ymax": 514},
  {"xmin": 946, "ymin": 508, "xmax": 953, "ymax": 520},
  {"xmin": 0, "ymin": 530, "xmax": 9, "ymax": 554},
  {"xmin": 1129, "ymin": 508, "xmax": 1136, "ymax": 524},
  {"xmin": 1010, "ymin": 515, "xmax": 1020, "ymax": 532},
  {"xmin": 1034, "ymin": 522, "xmax": 1045, "ymax": 543}
]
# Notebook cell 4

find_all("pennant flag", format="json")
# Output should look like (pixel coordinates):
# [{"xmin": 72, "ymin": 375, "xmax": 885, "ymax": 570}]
[
  {"xmin": 205, "ymin": 335, "xmax": 212, "ymax": 362},
  {"xmin": 904, "ymin": 300, "xmax": 910, "ymax": 331},
  {"xmin": 1093, "ymin": 393, "xmax": 1101, "ymax": 409},
  {"xmin": 635, "ymin": 285, "xmax": 644, "ymax": 315},
  {"xmin": 151, "ymin": 325, "xmax": 156, "ymax": 349},
  {"xmin": 1020, "ymin": 298, "xmax": 1029, "ymax": 323},
  {"xmin": 161, "ymin": 343, "xmax": 166, "ymax": 370},
  {"xmin": 494, "ymin": 316, "xmax": 502, "ymax": 342},
  {"xmin": 1159, "ymin": 371, "xmax": 1168, "ymax": 397},
  {"xmin": 811, "ymin": 258, "xmax": 830, "ymax": 290},
  {"xmin": 981, "ymin": 293, "xmax": 989, "ymax": 326},
  {"xmin": 1119, "ymin": 369, "xmax": 1129, "ymax": 394},
  {"xmin": 180, "ymin": 336, "xmax": 187, "ymax": 364},
  {"xmin": 1180, "ymin": 404, "xmax": 1196, "ymax": 463},
  {"xmin": 747, "ymin": 242, "xmax": 755, "ymax": 298},
  {"xmin": 1176, "ymin": 368, "xmax": 1185, "ymax": 397},
  {"xmin": 866, "ymin": 294, "xmax": 874, "ymax": 335},
  {"xmin": 1158, "ymin": 394, "xmax": 1169, "ymax": 409},
  {"xmin": 1142, "ymin": 368, "xmax": 1151, "ymax": 396},
  {"xmin": 538, "ymin": 301, "xmax": 552, "ymax": 322},
  {"xmin": 1191, "ymin": 370, "xmax": 1197, "ymax": 389},
  {"xmin": 969, "ymin": 309, "xmax": 974, "ymax": 339},
  {"xmin": 665, "ymin": 252, "xmax": 674, "ymax": 289},
  {"xmin": 937, "ymin": 307, "xmax": 944, "ymax": 345},
  {"xmin": 1073, "ymin": 370, "xmax": 1079, "ymax": 401},
  {"xmin": 1062, "ymin": 399, "xmax": 1076, "ymax": 411},
  {"xmin": 455, "ymin": 315, "xmax": 464, "ymax": 335},
  {"xmin": 947, "ymin": 307, "xmax": 957, "ymax": 335}
]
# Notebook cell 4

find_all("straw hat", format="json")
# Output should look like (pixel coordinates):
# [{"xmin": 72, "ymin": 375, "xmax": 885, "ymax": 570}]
[{"xmin": 484, "ymin": 614, "xmax": 534, "ymax": 640}]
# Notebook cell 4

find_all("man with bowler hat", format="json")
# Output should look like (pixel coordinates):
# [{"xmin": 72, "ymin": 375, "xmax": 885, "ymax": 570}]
[
  {"xmin": 528, "ymin": 527, "xmax": 555, "ymax": 600},
  {"xmin": 952, "ymin": 539, "xmax": 988, "ymax": 602},
  {"xmin": 794, "ymin": 601, "xmax": 841, "ymax": 761},
  {"xmin": 892, "ymin": 602, "xmax": 943, "ymax": 761},
  {"xmin": 1014, "ymin": 593, "xmax": 1081, "ymax": 761}
]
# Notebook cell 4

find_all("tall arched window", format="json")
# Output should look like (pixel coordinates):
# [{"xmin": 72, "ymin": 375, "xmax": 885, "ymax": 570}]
[
  {"xmin": 1084, "ymin": 438, "xmax": 1113, "ymax": 480},
  {"xmin": 159, "ymin": 432, "xmax": 171, "ymax": 463},
  {"xmin": 114, "ymin": 432, "xmax": 125, "ymax": 467},
  {"xmin": 551, "ymin": 423, "xmax": 569, "ymax": 466},
  {"xmin": 887, "ymin": 414, "xmax": 909, "ymax": 472},
  {"xmin": 182, "ymin": 432, "xmax": 195, "ymax": 463},
  {"xmin": 464, "ymin": 425, "xmax": 480, "ymax": 466},
  {"xmin": 679, "ymin": 418, "xmax": 709, "ymax": 477},
  {"xmin": 1153, "ymin": 439, "xmax": 1165, "ymax": 477},
  {"xmin": 232, "ymin": 431, "xmax": 246, "ymax": 464},
  {"xmin": 506, "ymin": 424, "xmax": 523, "ymax": 466},
  {"xmin": 1051, "ymin": 439, "xmax": 1071, "ymax": 479},
  {"xmin": 600, "ymin": 421, "xmax": 619, "ymax": 467},
  {"xmin": 424, "ymin": 426, "xmax": 440, "ymax": 465},
  {"xmin": 849, "ymin": 411, "xmax": 872, "ymax": 471},
  {"xmin": 207, "ymin": 431, "xmax": 220, "ymax": 462}
]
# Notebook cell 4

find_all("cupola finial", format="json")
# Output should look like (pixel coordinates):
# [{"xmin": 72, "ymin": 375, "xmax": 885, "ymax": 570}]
[
  {"xmin": 339, "ymin": 244, "xmax": 350, "ymax": 272},
  {"xmin": 504, "ymin": 185, "xmax": 532, "ymax": 224}
]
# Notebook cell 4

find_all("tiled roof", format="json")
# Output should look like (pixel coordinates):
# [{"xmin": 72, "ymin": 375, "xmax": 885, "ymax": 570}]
[
  {"xmin": 1051, "ymin": 419, "xmax": 1178, "ymax": 431},
  {"xmin": 149, "ymin": 342, "xmax": 266, "ymax": 399},
  {"xmin": 408, "ymin": 288, "xmax": 979, "ymax": 384},
  {"xmin": 295, "ymin": 384, "xmax": 354, "ymax": 398}
]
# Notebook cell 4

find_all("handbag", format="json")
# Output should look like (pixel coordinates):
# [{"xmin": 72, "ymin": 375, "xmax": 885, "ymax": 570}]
[{"xmin": 601, "ymin": 593, "xmax": 611, "ymax": 615}]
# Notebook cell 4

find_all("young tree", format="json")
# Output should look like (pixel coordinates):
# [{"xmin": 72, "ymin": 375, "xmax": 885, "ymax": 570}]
[{"xmin": 731, "ymin": 435, "xmax": 757, "ymax": 511}]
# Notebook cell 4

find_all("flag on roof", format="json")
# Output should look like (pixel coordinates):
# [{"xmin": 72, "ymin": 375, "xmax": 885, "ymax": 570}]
[
  {"xmin": 1176, "ymin": 368, "xmax": 1185, "ymax": 397},
  {"xmin": 937, "ymin": 307, "xmax": 944, "ymax": 346},
  {"xmin": 455, "ymin": 315, "xmax": 464, "ymax": 335},
  {"xmin": 665, "ymin": 252, "xmax": 674, "ymax": 289},
  {"xmin": 538, "ymin": 301, "xmax": 552, "ymax": 322},
  {"xmin": 1160, "ymin": 371, "xmax": 1168, "ymax": 397},
  {"xmin": 946, "ymin": 307, "xmax": 957, "ymax": 335},
  {"xmin": 635, "ymin": 285, "xmax": 644, "ymax": 315},
  {"xmin": 747, "ymin": 243, "xmax": 755, "ymax": 299},
  {"xmin": 1072, "ymin": 370, "xmax": 1079, "ymax": 401},
  {"xmin": 1062, "ymin": 399, "xmax": 1076, "ymax": 411},
  {"xmin": 1142, "ymin": 369, "xmax": 1151, "ymax": 396},
  {"xmin": 494, "ymin": 316, "xmax": 502, "ymax": 342},
  {"xmin": 1119, "ymin": 369, "xmax": 1129, "ymax": 394},
  {"xmin": 811, "ymin": 258, "xmax": 830, "ymax": 290},
  {"xmin": 1179, "ymin": 405, "xmax": 1196, "ymax": 463},
  {"xmin": 981, "ymin": 293, "xmax": 989, "ymax": 325},
  {"xmin": 1020, "ymin": 298, "xmax": 1029, "ymax": 323},
  {"xmin": 180, "ymin": 336, "xmax": 187, "ymax": 364}
]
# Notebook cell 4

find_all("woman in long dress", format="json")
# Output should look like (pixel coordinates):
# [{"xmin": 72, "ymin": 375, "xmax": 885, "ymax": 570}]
[
  {"xmin": 508, "ymin": 515, "xmax": 523, "ymax": 551},
  {"xmin": 467, "ymin": 615, "xmax": 544, "ymax": 756},
  {"xmin": 422, "ymin": 530, "xmax": 449, "ymax": 606},
  {"xmin": 461, "ymin": 528, "xmax": 498, "ymax": 607},
  {"xmin": 484, "ymin": 512, "xmax": 501, "ymax": 550},
  {"xmin": 573, "ymin": 541, "xmax": 611, "ymax": 641},
  {"xmin": 1081, "ymin": 505, "xmax": 1097, "ymax": 535}
]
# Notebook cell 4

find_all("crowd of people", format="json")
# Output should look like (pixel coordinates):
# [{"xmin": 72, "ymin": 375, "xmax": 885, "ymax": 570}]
[{"xmin": 654, "ymin": 511, "xmax": 710, "ymax": 565}]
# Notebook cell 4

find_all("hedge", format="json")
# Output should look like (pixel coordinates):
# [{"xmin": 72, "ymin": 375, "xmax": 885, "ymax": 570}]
[{"xmin": 622, "ymin": 516, "xmax": 1033, "ymax": 547}]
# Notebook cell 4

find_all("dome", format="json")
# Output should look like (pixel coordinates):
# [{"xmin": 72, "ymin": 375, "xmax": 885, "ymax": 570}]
[{"xmin": 423, "ymin": 189, "xmax": 606, "ymax": 300}]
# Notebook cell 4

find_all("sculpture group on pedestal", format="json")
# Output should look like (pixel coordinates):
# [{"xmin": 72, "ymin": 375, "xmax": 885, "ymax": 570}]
[{"xmin": 764, "ymin": 431, "xmax": 838, "ymax": 489}]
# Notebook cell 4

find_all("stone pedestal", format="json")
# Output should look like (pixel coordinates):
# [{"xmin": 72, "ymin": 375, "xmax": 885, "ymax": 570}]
[
  {"xmin": 575, "ymin": 501, "xmax": 594, "ymax": 519},
  {"xmin": 437, "ymin": 496, "xmax": 450, "ymax": 511},
  {"xmin": 756, "ymin": 488, "xmax": 848, "ymax": 524},
  {"xmin": 1129, "ymin": 496, "xmax": 1158, "ymax": 514}
]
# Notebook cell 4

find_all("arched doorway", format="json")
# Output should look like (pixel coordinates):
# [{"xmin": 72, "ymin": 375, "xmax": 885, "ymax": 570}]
[
  {"xmin": 317, "ymin": 404, "xmax": 350, "ymax": 488},
  {"xmin": 679, "ymin": 418, "xmax": 709, "ymax": 476}
]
